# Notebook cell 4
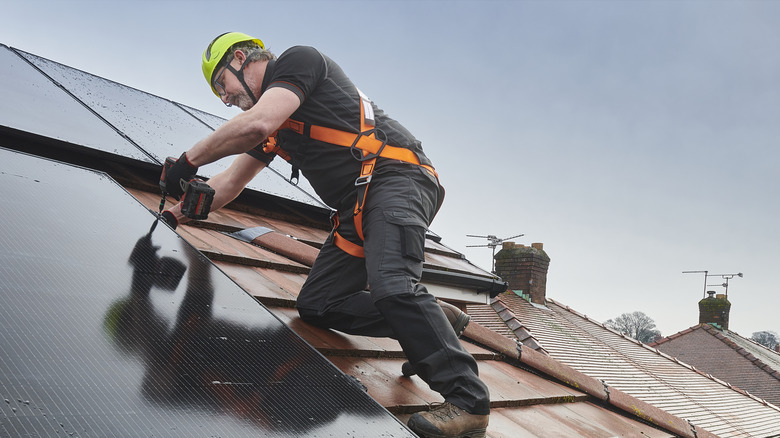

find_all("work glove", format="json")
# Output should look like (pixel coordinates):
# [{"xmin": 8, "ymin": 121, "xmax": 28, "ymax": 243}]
[
  {"xmin": 162, "ymin": 152, "xmax": 198, "ymax": 200},
  {"xmin": 160, "ymin": 210, "xmax": 178, "ymax": 230}
]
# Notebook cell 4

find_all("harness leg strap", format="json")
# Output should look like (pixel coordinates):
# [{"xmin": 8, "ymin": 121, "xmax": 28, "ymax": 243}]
[{"xmin": 330, "ymin": 210, "xmax": 366, "ymax": 258}]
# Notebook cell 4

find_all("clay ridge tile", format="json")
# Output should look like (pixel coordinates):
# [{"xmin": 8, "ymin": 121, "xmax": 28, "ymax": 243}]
[{"xmin": 490, "ymin": 295, "xmax": 548, "ymax": 354}]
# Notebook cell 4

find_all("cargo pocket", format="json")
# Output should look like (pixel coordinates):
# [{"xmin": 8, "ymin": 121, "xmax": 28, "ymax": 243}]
[{"xmin": 384, "ymin": 210, "xmax": 427, "ymax": 263}]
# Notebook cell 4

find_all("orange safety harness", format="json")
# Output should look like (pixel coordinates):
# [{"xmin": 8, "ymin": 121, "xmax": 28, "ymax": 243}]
[{"xmin": 263, "ymin": 89, "xmax": 436, "ymax": 258}]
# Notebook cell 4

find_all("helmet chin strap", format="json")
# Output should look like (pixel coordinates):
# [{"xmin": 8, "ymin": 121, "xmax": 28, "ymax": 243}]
[{"xmin": 226, "ymin": 61, "xmax": 258, "ymax": 105}]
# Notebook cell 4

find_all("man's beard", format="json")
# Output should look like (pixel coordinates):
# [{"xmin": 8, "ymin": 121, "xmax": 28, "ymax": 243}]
[{"xmin": 235, "ymin": 90, "xmax": 255, "ymax": 111}]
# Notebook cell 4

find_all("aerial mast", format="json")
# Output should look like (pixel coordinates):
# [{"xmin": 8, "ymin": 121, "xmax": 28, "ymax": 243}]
[
  {"xmin": 467, "ymin": 233, "xmax": 524, "ymax": 273},
  {"xmin": 682, "ymin": 270, "xmax": 743, "ymax": 298}
]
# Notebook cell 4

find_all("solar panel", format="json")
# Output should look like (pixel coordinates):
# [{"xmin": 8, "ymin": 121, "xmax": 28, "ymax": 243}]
[
  {"xmin": 17, "ymin": 50, "xmax": 218, "ymax": 163},
  {"xmin": 15, "ymin": 48, "xmax": 327, "ymax": 209},
  {"xmin": 0, "ymin": 45, "xmax": 150, "ymax": 162},
  {"xmin": 0, "ymin": 147, "xmax": 412, "ymax": 437}
]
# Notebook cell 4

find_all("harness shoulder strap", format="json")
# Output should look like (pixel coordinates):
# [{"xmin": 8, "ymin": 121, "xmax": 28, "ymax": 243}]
[{"xmin": 270, "ymin": 89, "xmax": 437, "ymax": 258}]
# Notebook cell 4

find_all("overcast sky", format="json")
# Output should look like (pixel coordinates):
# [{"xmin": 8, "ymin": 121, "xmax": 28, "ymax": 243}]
[{"xmin": 3, "ymin": 0, "xmax": 778, "ymax": 339}]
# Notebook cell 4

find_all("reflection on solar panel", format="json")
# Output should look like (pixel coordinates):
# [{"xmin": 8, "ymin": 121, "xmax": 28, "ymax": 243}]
[{"xmin": 0, "ymin": 147, "xmax": 413, "ymax": 437}]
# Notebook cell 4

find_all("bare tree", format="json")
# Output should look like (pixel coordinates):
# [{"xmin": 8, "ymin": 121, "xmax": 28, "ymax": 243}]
[
  {"xmin": 751, "ymin": 331, "xmax": 779, "ymax": 350},
  {"xmin": 605, "ymin": 311, "xmax": 662, "ymax": 344}
]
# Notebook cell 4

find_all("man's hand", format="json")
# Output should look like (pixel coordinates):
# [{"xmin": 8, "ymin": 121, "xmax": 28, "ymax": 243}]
[
  {"xmin": 162, "ymin": 152, "xmax": 198, "ymax": 200},
  {"xmin": 160, "ymin": 210, "xmax": 178, "ymax": 230}
]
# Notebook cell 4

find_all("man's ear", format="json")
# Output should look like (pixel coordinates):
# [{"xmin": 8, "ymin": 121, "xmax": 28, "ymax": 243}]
[{"xmin": 233, "ymin": 49, "xmax": 246, "ymax": 65}]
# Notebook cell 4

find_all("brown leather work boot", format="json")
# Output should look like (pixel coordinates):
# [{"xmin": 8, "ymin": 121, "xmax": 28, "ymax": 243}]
[
  {"xmin": 437, "ymin": 299, "xmax": 471, "ymax": 337},
  {"xmin": 401, "ymin": 299, "xmax": 470, "ymax": 377},
  {"xmin": 407, "ymin": 402, "xmax": 488, "ymax": 438}
]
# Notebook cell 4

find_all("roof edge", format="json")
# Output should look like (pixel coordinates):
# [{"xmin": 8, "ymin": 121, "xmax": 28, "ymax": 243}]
[
  {"xmin": 464, "ymin": 320, "xmax": 717, "ymax": 438},
  {"xmin": 421, "ymin": 268, "xmax": 508, "ymax": 298}
]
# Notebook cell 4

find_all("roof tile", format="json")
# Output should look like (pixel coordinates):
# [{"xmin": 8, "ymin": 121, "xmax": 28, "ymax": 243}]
[{"xmin": 471, "ymin": 293, "xmax": 780, "ymax": 437}]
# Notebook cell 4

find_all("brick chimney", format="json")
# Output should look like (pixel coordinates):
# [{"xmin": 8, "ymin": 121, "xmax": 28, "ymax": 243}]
[
  {"xmin": 698, "ymin": 291, "xmax": 731, "ymax": 330},
  {"xmin": 494, "ymin": 242, "xmax": 550, "ymax": 305}
]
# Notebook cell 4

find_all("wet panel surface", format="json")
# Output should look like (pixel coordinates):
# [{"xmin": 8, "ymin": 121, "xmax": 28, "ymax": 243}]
[
  {"xmin": 17, "ymin": 49, "xmax": 326, "ymax": 208},
  {"xmin": 0, "ymin": 147, "xmax": 412, "ymax": 437},
  {"xmin": 18, "ymin": 50, "xmax": 214, "ymax": 164},
  {"xmin": 0, "ymin": 46, "xmax": 148, "ymax": 161}
]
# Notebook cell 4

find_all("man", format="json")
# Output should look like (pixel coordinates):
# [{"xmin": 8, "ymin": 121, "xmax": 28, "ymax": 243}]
[{"xmin": 162, "ymin": 32, "xmax": 490, "ymax": 437}]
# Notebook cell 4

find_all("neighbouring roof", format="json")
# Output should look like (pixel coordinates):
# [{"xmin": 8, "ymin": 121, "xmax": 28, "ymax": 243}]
[
  {"xmin": 470, "ymin": 293, "xmax": 780, "ymax": 437},
  {"xmin": 651, "ymin": 323, "xmax": 780, "ymax": 408},
  {"xmin": 0, "ymin": 42, "xmax": 726, "ymax": 437}
]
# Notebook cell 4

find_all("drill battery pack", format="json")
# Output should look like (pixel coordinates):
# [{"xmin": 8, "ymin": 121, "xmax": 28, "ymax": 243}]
[
  {"xmin": 180, "ymin": 179, "xmax": 215, "ymax": 220},
  {"xmin": 160, "ymin": 156, "xmax": 215, "ymax": 221}
]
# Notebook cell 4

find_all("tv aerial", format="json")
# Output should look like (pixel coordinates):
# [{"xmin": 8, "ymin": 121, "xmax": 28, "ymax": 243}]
[
  {"xmin": 467, "ymin": 233, "xmax": 524, "ymax": 273},
  {"xmin": 682, "ymin": 270, "xmax": 743, "ymax": 298}
]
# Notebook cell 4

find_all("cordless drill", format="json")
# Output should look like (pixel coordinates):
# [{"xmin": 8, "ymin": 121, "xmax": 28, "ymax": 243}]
[{"xmin": 159, "ymin": 156, "xmax": 215, "ymax": 220}]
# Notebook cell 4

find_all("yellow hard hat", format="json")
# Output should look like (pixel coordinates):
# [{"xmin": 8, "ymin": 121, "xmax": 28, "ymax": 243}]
[{"xmin": 202, "ymin": 32, "xmax": 264, "ymax": 97}]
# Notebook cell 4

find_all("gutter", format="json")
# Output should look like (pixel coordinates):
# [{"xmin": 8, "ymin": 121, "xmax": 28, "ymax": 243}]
[{"xmin": 421, "ymin": 268, "xmax": 508, "ymax": 298}]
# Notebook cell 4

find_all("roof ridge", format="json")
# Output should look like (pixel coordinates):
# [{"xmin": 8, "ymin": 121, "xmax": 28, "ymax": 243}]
[
  {"xmin": 649, "ymin": 324, "xmax": 704, "ymax": 347},
  {"xmin": 725, "ymin": 327, "xmax": 780, "ymax": 357},
  {"xmin": 490, "ymin": 295, "xmax": 548, "ymax": 354},
  {"xmin": 701, "ymin": 326, "xmax": 780, "ymax": 385}
]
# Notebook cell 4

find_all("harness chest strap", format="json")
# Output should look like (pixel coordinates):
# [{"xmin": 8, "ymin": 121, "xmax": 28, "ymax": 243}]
[
  {"xmin": 267, "ymin": 120, "xmax": 435, "ymax": 174},
  {"xmin": 263, "ymin": 91, "xmax": 437, "ymax": 258}
]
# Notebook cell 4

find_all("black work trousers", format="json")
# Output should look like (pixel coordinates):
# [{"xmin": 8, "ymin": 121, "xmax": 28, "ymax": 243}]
[{"xmin": 296, "ymin": 162, "xmax": 490, "ymax": 415}]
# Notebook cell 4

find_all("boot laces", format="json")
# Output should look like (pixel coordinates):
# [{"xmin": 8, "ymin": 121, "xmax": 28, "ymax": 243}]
[{"xmin": 429, "ymin": 402, "xmax": 462, "ymax": 422}]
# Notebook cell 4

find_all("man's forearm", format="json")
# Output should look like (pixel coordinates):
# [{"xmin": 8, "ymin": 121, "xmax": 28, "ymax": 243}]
[
  {"xmin": 186, "ymin": 87, "xmax": 301, "ymax": 167},
  {"xmin": 186, "ymin": 112, "xmax": 268, "ymax": 167}
]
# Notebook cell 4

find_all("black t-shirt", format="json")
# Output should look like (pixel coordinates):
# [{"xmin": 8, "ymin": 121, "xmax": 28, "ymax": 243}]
[{"xmin": 247, "ymin": 46, "xmax": 431, "ymax": 209}]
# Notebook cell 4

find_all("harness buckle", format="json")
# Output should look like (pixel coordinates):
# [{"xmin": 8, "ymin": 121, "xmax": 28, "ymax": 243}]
[
  {"xmin": 355, "ymin": 174, "xmax": 372, "ymax": 186},
  {"xmin": 350, "ymin": 128, "xmax": 388, "ymax": 162}
]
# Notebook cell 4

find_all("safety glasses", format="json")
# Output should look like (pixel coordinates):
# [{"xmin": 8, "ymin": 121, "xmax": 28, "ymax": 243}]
[{"xmin": 212, "ymin": 58, "xmax": 232, "ymax": 107}]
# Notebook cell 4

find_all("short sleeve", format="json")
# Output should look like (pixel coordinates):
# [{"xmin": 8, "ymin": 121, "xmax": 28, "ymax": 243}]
[
  {"xmin": 245, "ymin": 143, "xmax": 276, "ymax": 164},
  {"xmin": 265, "ymin": 46, "xmax": 326, "ymax": 104}
]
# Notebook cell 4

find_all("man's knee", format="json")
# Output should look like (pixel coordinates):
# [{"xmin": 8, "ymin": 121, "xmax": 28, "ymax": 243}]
[
  {"xmin": 298, "ymin": 307, "xmax": 355, "ymax": 331},
  {"xmin": 298, "ymin": 307, "xmax": 371, "ymax": 335},
  {"xmin": 297, "ymin": 307, "xmax": 327, "ymax": 328}
]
